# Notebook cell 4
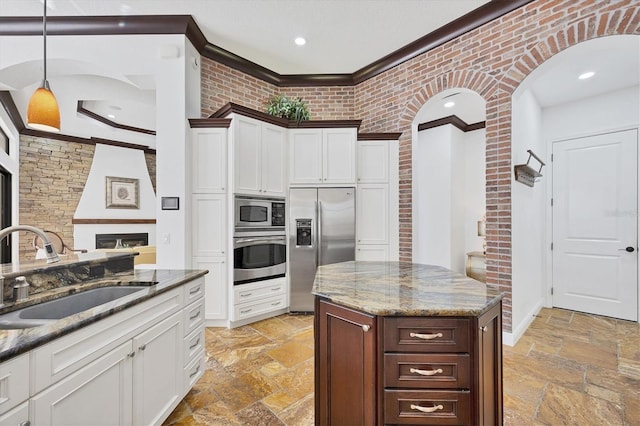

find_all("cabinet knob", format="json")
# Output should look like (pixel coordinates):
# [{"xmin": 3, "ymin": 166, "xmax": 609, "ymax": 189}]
[
  {"xmin": 139, "ymin": 344, "xmax": 147, "ymax": 351},
  {"xmin": 362, "ymin": 324, "xmax": 370, "ymax": 332},
  {"xmin": 480, "ymin": 326, "xmax": 488, "ymax": 333},
  {"xmin": 127, "ymin": 352, "xmax": 135, "ymax": 358}
]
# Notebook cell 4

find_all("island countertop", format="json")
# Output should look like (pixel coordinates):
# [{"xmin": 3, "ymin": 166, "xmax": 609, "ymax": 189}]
[{"xmin": 311, "ymin": 261, "xmax": 503, "ymax": 316}]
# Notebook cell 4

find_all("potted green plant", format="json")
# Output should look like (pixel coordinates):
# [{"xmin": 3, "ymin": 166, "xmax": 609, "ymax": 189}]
[{"xmin": 265, "ymin": 94, "xmax": 310, "ymax": 123}]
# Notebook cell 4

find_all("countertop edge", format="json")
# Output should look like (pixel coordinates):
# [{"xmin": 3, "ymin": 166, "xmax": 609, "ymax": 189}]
[{"xmin": 0, "ymin": 269, "xmax": 207, "ymax": 363}]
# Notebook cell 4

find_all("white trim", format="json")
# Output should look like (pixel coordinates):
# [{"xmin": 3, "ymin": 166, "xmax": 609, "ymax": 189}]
[{"xmin": 504, "ymin": 299, "xmax": 544, "ymax": 347}]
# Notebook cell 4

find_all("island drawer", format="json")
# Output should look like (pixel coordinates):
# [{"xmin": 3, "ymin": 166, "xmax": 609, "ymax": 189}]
[
  {"xmin": 383, "ymin": 317, "xmax": 470, "ymax": 353},
  {"xmin": 384, "ymin": 353, "xmax": 470, "ymax": 389},
  {"xmin": 384, "ymin": 389, "xmax": 470, "ymax": 425}
]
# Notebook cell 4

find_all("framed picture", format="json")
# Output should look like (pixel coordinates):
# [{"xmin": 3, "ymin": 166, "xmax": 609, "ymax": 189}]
[{"xmin": 106, "ymin": 176, "xmax": 139, "ymax": 209}]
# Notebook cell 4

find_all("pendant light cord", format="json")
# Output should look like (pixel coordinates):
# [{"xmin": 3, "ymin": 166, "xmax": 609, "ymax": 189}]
[{"xmin": 43, "ymin": 0, "xmax": 48, "ymax": 82}]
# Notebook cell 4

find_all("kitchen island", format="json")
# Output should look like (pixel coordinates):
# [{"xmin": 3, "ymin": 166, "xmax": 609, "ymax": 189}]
[{"xmin": 312, "ymin": 261, "xmax": 504, "ymax": 426}]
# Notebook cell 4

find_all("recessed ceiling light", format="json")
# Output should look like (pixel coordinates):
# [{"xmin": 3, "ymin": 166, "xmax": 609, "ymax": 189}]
[
  {"xmin": 294, "ymin": 37, "xmax": 306, "ymax": 46},
  {"xmin": 578, "ymin": 71, "xmax": 595, "ymax": 80},
  {"xmin": 107, "ymin": 114, "xmax": 116, "ymax": 119},
  {"xmin": 444, "ymin": 101, "xmax": 455, "ymax": 108}
]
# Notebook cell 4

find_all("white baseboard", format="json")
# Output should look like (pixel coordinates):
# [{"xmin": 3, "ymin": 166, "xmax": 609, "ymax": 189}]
[{"xmin": 502, "ymin": 300, "xmax": 544, "ymax": 347}]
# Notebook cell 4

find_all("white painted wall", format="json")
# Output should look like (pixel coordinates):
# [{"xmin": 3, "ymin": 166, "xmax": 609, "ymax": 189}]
[
  {"xmin": 73, "ymin": 144, "xmax": 156, "ymax": 250},
  {"xmin": 414, "ymin": 125, "xmax": 453, "ymax": 267},
  {"xmin": 511, "ymin": 88, "xmax": 546, "ymax": 344},
  {"xmin": 413, "ymin": 125, "xmax": 486, "ymax": 273},
  {"xmin": 155, "ymin": 38, "xmax": 201, "ymax": 268}
]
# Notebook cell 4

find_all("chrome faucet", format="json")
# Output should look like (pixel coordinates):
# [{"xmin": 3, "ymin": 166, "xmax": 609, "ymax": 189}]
[{"xmin": 0, "ymin": 225, "xmax": 60, "ymax": 307}]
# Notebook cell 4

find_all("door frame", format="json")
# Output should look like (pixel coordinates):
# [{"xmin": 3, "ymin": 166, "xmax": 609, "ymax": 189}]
[{"xmin": 545, "ymin": 125, "xmax": 640, "ymax": 323}]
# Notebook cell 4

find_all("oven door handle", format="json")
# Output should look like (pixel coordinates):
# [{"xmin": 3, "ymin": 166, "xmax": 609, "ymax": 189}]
[{"xmin": 234, "ymin": 236, "xmax": 286, "ymax": 246}]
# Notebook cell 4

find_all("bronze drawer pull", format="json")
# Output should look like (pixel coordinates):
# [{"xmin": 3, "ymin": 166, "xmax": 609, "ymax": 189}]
[
  {"xmin": 410, "ymin": 404, "xmax": 444, "ymax": 413},
  {"xmin": 409, "ymin": 367, "xmax": 443, "ymax": 376},
  {"xmin": 409, "ymin": 332, "xmax": 443, "ymax": 340}
]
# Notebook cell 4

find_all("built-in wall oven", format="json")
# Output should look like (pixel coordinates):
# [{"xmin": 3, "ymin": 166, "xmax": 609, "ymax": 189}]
[
  {"xmin": 233, "ymin": 195, "xmax": 286, "ymax": 285},
  {"xmin": 233, "ymin": 230, "xmax": 286, "ymax": 285}
]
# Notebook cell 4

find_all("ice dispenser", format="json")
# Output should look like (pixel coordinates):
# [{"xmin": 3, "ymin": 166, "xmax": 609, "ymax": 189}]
[{"xmin": 296, "ymin": 219, "xmax": 312, "ymax": 246}]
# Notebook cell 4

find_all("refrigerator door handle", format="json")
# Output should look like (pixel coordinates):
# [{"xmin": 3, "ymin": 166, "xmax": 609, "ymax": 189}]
[{"xmin": 317, "ymin": 200, "xmax": 323, "ymax": 266}]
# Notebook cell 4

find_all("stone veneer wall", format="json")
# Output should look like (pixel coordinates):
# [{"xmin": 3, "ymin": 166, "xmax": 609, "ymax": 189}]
[
  {"xmin": 18, "ymin": 135, "xmax": 156, "ymax": 261},
  {"xmin": 200, "ymin": 0, "xmax": 639, "ymax": 332}
]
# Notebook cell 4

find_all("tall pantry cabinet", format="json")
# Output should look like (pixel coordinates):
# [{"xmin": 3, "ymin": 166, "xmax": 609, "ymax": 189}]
[
  {"xmin": 356, "ymin": 135, "xmax": 400, "ymax": 262},
  {"xmin": 189, "ymin": 118, "xmax": 231, "ymax": 327}
]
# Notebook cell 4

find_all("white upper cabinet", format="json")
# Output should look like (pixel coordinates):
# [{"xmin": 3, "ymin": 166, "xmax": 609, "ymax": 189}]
[
  {"xmin": 290, "ymin": 128, "xmax": 356, "ymax": 185},
  {"xmin": 191, "ymin": 126, "xmax": 227, "ymax": 193},
  {"xmin": 289, "ymin": 129, "xmax": 323, "ymax": 184},
  {"xmin": 358, "ymin": 140, "xmax": 389, "ymax": 183},
  {"xmin": 233, "ymin": 115, "xmax": 286, "ymax": 197}
]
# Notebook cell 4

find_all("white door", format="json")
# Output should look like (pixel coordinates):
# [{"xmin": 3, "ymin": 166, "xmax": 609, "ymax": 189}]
[{"xmin": 552, "ymin": 129, "xmax": 638, "ymax": 321}]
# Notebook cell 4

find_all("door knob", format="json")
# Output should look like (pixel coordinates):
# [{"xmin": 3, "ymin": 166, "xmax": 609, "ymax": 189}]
[{"xmin": 619, "ymin": 246, "xmax": 636, "ymax": 252}]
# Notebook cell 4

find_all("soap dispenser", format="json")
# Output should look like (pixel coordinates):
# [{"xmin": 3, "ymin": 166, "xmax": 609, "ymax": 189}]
[{"xmin": 13, "ymin": 276, "xmax": 30, "ymax": 302}]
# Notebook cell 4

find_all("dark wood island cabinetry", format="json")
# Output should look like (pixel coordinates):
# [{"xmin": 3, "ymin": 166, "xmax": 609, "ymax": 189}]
[{"xmin": 313, "ymin": 261, "xmax": 504, "ymax": 426}]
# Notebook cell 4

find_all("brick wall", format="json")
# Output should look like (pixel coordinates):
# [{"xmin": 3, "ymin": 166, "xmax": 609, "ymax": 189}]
[
  {"xmin": 200, "ymin": 60, "xmax": 355, "ymax": 120},
  {"xmin": 200, "ymin": 0, "xmax": 639, "ymax": 332},
  {"xmin": 18, "ymin": 136, "xmax": 157, "ymax": 261}
]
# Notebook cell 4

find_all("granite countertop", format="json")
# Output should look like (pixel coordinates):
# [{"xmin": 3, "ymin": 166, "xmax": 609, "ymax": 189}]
[
  {"xmin": 312, "ymin": 261, "xmax": 503, "ymax": 317},
  {"xmin": 0, "ymin": 268, "xmax": 207, "ymax": 362}
]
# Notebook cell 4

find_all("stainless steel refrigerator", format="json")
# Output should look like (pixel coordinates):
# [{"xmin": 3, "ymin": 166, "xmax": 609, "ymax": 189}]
[{"xmin": 289, "ymin": 187, "xmax": 355, "ymax": 312}]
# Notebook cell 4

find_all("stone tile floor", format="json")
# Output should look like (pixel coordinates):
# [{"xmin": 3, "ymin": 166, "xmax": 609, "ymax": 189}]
[{"xmin": 164, "ymin": 307, "xmax": 640, "ymax": 425}]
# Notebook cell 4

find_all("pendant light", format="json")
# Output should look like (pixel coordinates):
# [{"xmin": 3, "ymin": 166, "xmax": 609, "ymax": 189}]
[{"xmin": 27, "ymin": 0, "xmax": 60, "ymax": 132}]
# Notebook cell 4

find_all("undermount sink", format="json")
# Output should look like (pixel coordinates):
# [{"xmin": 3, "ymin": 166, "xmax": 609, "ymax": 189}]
[{"xmin": 0, "ymin": 286, "xmax": 147, "ymax": 329}]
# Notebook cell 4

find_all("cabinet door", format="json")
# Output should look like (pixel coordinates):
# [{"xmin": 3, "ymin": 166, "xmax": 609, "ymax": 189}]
[
  {"xmin": 234, "ymin": 115, "xmax": 262, "ymax": 195},
  {"xmin": 193, "ymin": 257, "xmax": 227, "ymax": 320},
  {"xmin": 191, "ymin": 127, "xmax": 227, "ymax": 193},
  {"xmin": 357, "ymin": 184, "xmax": 389, "ymax": 245},
  {"xmin": 475, "ymin": 302, "xmax": 503, "ymax": 425},
  {"xmin": 290, "ymin": 129, "xmax": 323, "ymax": 184},
  {"xmin": 357, "ymin": 140, "xmax": 389, "ymax": 183},
  {"xmin": 191, "ymin": 194, "xmax": 226, "ymax": 257},
  {"xmin": 0, "ymin": 353, "xmax": 29, "ymax": 415},
  {"xmin": 132, "ymin": 311, "xmax": 183, "ymax": 426},
  {"xmin": 324, "ymin": 128, "xmax": 356, "ymax": 184},
  {"xmin": 356, "ymin": 244, "xmax": 389, "ymax": 261},
  {"xmin": 32, "ymin": 341, "xmax": 133, "ymax": 426},
  {"xmin": 316, "ymin": 299, "xmax": 376, "ymax": 426},
  {"xmin": 261, "ymin": 123, "xmax": 287, "ymax": 196}
]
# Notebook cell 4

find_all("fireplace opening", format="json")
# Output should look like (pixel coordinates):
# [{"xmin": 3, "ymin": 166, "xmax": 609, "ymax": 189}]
[{"xmin": 95, "ymin": 233, "xmax": 149, "ymax": 249}]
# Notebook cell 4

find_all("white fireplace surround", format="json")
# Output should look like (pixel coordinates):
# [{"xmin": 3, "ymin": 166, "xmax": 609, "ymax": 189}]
[{"xmin": 74, "ymin": 144, "xmax": 156, "ymax": 251}]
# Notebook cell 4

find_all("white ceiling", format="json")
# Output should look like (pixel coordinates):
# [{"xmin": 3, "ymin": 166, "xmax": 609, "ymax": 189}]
[
  {"xmin": 0, "ymin": 1, "xmax": 638, "ymax": 144},
  {"xmin": 0, "ymin": 0, "xmax": 491, "ymax": 75}
]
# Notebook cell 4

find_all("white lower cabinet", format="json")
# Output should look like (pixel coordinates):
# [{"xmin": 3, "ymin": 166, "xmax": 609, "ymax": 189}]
[
  {"xmin": 133, "ymin": 311, "xmax": 183, "ymax": 426},
  {"xmin": 192, "ymin": 257, "xmax": 227, "ymax": 323},
  {"xmin": 1, "ymin": 277, "xmax": 206, "ymax": 426},
  {"xmin": 32, "ymin": 341, "xmax": 133, "ymax": 426},
  {"xmin": 0, "ymin": 401, "xmax": 29, "ymax": 425},
  {"xmin": 231, "ymin": 277, "xmax": 287, "ymax": 326}
]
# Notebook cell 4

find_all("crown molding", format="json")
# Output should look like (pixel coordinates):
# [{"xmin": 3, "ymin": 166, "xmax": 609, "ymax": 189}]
[
  {"xmin": 0, "ymin": 1, "xmax": 534, "ymax": 86},
  {"xmin": 211, "ymin": 102, "xmax": 362, "ymax": 129},
  {"xmin": 188, "ymin": 118, "xmax": 232, "ymax": 128},
  {"xmin": 77, "ymin": 101, "xmax": 156, "ymax": 135},
  {"xmin": 418, "ymin": 115, "xmax": 486, "ymax": 133},
  {"xmin": 357, "ymin": 133, "xmax": 402, "ymax": 141}
]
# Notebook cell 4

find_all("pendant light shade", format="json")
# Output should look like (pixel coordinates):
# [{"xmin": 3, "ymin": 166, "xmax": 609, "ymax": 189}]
[
  {"xmin": 27, "ymin": 0, "xmax": 60, "ymax": 132},
  {"xmin": 27, "ymin": 82, "xmax": 60, "ymax": 132}
]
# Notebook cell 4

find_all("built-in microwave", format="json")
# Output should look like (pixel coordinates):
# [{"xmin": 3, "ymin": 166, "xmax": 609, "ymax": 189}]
[{"xmin": 234, "ymin": 195, "xmax": 285, "ymax": 229}]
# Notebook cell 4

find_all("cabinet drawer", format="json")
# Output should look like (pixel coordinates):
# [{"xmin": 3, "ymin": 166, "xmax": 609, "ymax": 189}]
[
  {"xmin": 184, "ymin": 277, "xmax": 205, "ymax": 305},
  {"xmin": 383, "ymin": 317, "xmax": 470, "ymax": 353},
  {"xmin": 384, "ymin": 353, "xmax": 470, "ymax": 389},
  {"xmin": 184, "ymin": 350, "xmax": 205, "ymax": 391},
  {"xmin": 184, "ymin": 327, "xmax": 206, "ymax": 366},
  {"xmin": 184, "ymin": 298, "xmax": 205, "ymax": 335},
  {"xmin": 234, "ymin": 278, "xmax": 285, "ymax": 305},
  {"xmin": 0, "ymin": 353, "xmax": 29, "ymax": 414},
  {"xmin": 384, "ymin": 390, "xmax": 470, "ymax": 425},
  {"xmin": 234, "ymin": 294, "xmax": 286, "ymax": 320}
]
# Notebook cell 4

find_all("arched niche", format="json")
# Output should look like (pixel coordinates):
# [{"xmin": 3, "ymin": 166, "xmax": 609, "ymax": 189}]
[
  {"xmin": 412, "ymin": 88, "xmax": 487, "ymax": 274},
  {"xmin": 511, "ymin": 34, "xmax": 640, "ymax": 340}
]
